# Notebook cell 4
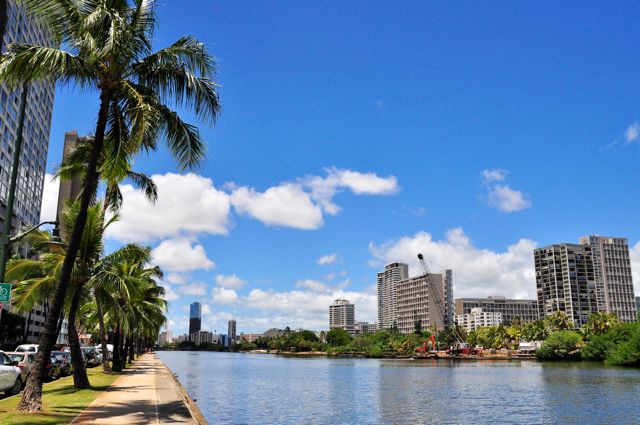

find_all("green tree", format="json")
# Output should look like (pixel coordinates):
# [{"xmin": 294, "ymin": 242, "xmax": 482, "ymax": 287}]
[
  {"xmin": 545, "ymin": 311, "xmax": 573, "ymax": 331},
  {"xmin": 0, "ymin": 0, "xmax": 220, "ymax": 412},
  {"xmin": 536, "ymin": 330, "xmax": 582, "ymax": 360},
  {"xmin": 326, "ymin": 328, "xmax": 353, "ymax": 347},
  {"xmin": 581, "ymin": 312, "xmax": 619, "ymax": 341}
]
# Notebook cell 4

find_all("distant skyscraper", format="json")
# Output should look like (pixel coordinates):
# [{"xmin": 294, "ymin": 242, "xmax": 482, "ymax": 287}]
[
  {"xmin": 329, "ymin": 299, "xmax": 355, "ymax": 335},
  {"xmin": 377, "ymin": 262, "xmax": 409, "ymax": 329},
  {"xmin": 189, "ymin": 302, "xmax": 202, "ymax": 338},
  {"xmin": 579, "ymin": 235, "xmax": 637, "ymax": 323},
  {"xmin": 534, "ymin": 243, "xmax": 598, "ymax": 328},
  {"xmin": 227, "ymin": 319, "xmax": 236, "ymax": 342},
  {"xmin": 0, "ymin": 1, "xmax": 55, "ymax": 231}
]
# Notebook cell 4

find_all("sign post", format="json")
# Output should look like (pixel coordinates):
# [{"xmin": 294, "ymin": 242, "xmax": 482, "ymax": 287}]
[{"xmin": 0, "ymin": 283, "xmax": 11, "ymax": 303}]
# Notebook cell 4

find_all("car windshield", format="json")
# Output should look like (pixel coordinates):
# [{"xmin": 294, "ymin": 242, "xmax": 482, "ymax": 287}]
[
  {"xmin": 9, "ymin": 354, "xmax": 24, "ymax": 362},
  {"xmin": 54, "ymin": 354, "xmax": 65, "ymax": 361}
]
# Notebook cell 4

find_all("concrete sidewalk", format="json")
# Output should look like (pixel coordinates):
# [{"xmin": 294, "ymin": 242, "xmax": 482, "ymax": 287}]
[{"xmin": 71, "ymin": 353, "xmax": 198, "ymax": 424}]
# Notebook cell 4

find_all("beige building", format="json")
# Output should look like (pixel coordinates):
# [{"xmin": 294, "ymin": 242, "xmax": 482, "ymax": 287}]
[
  {"xmin": 329, "ymin": 299, "xmax": 355, "ymax": 335},
  {"xmin": 354, "ymin": 321, "xmax": 377, "ymax": 334},
  {"xmin": 396, "ymin": 271, "xmax": 452, "ymax": 334},
  {"xmin": 579, "ymin": 235, "xmax": 637, "ymax": 323},
  {"xmin": 454, "ymin": 296, "xmax": 538, "ymax": 324}
]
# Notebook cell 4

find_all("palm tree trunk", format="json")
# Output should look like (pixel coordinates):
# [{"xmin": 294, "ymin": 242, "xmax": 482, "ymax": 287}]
[
  {"xmin": 18, "ymin": 90, "xmax": 112, "ymax": 412},
  {"xmin": 68, "ymin": 284, "xmax": 90, "ymax": 388},
  {"xmin": 55, "ymin": 311, "xmax": 65, "ymax": 343},
  {"xmin": 119, "ymin": 331, "xmax": 127, "ymax": 370},
  {"xmin": 112, "ymin": 320, "xmax": 122, "ymax": 372},
  {"xmin": 96, "ymin": 299, "xmax": 112, "ymax": 373}
]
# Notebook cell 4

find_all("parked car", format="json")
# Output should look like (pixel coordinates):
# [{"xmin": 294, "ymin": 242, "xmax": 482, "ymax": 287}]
[
  {"xmin": 81, "ymin": 347, "xmax": 99, "ymax": 367},
  {"xmin": 0, "ymin": 350, "xmax": 22, "ymax": 396},
  {"xmin": 52, "ymin": 351, "xmax": 72, "ymax": 376},
  {"xmin": 62, "ymin": 347, "xmax": 88, "ymax": 369},
  {"xmin": 6, "ymin": 352, "xmax": 36, "ymax": 382},
  {"xmin": 46, "ymin": 355, "xmax": 62, "ymax": 381},
  {"xmin": 14, "ymin": 344, "xmax": 39, "ymax": 353}
]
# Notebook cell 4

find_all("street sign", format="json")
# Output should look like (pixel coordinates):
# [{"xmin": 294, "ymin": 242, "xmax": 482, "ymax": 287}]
[{"xmin": 0, "ymin": 283, "xmax": 11, "ymax": 302}]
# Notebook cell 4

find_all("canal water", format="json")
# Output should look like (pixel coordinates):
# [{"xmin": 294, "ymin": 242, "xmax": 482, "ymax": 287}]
[{"xmin": 157, "ymin": 351, "xmax": 640, "ymax": 424}]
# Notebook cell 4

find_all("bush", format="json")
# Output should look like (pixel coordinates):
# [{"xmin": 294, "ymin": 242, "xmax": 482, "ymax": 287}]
[
  {"xmin": 326, "ymin": 328, "xmax": 353, "ymax": 346},
  {"xmin": 536, "ymin": 331, "xmax": 582, "ymax": 360},
  {"xmin": 582, "ymin": 322, "xmax": 640, "ymax": 363}
]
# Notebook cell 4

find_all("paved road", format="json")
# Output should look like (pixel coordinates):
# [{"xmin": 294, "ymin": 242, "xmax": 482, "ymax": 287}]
[{"xmin": 71, "ymin": 353, "xmax": 196, "ymax": 424}]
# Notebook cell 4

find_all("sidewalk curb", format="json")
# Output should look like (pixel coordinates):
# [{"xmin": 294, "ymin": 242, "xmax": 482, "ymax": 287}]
[{"xmin": 157, "ymin": 355, "xmax": 208, "ymax": 425}]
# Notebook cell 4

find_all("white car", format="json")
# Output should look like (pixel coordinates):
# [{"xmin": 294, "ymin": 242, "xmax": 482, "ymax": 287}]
[
  {"xmin": 0, "ymin": 351, "xmax": 22, "ymax": 396},
  {"xmin": 14, "ymin": 344, "xmax": 39, "ymax": 353}
]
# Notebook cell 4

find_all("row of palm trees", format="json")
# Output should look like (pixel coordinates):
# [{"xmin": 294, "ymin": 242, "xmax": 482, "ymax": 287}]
[
  {"xmin": 0, "ymin": 0, "xmax": 221, "ymax": 412},
  {"xmin": 7, "ymin": 202, "xmax": 167, "ymax": 386}
]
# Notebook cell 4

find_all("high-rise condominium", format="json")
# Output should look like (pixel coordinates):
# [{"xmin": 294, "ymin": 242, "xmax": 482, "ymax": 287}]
[
  {"xmin": 329, "ymin": 299, "xmax": 355, "ymax": 335},
  {"xmin": 534, "ymin": 243, "xmax": 597, "ymax": 328},
  {"xmin": 227, "ymin": 319, "xmax": 237, "ymax": 342},
  {"xmin": 579, "ymin": 235, "xmax": 637, "ymax": 322},
  {"xmin": 0, "ymin": 1, "xmax": 55, "ymax": 231},
  {"xmin": 189, "ymin": 302, "xmax": 202, "ymax": 338},
  {"xmin": 377, "ymin": 262, "xmax": 409, "ymax": 329},
  {"xmin": 454, "ymin": 296, "xmax": 539, "ymax": 324}
]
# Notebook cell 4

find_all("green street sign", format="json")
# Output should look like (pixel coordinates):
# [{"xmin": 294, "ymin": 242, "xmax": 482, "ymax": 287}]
[{"xmin": 0, "ymin": 283, "xmax": 11, "ymax": 302}]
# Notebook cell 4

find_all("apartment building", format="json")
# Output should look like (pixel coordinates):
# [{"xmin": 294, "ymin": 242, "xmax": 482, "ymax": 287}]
[
  {"xmin": 354, "ymin": 321, "xmax": 378, "ymax": 334},
  {"xmin": 377, "ymin": 262, "xmax": 409, "ymax": 329},
  {"xmin": 455, "ymin": 308, "xmax": 503, "ymax": 332},
  {"xmin": 579, "ymin": 235, "xmax": 637, "ymax": 322},
  {"xmin": 454, "ymin": 296, "xmax": 538, "ymax": 324},
  {"xmin": 534, "ymin": 243, "xmax": 598, "ymax": 328},
  {"xmin": 395, "ymin": 271, "xmax": 452, "ymax": 334},
  {"xmin": 329, "ymin": 299, "xmax": 355, "ymax": 335}
]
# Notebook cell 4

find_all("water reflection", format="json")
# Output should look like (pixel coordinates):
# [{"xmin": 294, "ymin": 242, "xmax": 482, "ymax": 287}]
[{"xmin": 158, "ymin": 352, "xmax": 640, "ymax": 425}]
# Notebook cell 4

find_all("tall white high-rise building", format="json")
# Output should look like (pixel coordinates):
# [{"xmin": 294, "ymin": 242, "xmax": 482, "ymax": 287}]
[
  {"xmin": 377, "ymin": 262, "xmax": 409, "ymax": 329},
  {"xmin": 579, "ymin": 235, "xmax": 637, "ymax": 323},
  {"xmin": 329, "ymin": 299, "xmax": 355, "ymax": 335}
]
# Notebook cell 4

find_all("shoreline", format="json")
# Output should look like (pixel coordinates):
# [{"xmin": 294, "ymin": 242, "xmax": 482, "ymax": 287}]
[{"xmin": 159, "ymin": 355, "xmax": 209, "ymax": 425}]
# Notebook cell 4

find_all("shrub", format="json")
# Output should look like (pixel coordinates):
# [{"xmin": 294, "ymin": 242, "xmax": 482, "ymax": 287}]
[
  {"xmin": 582, "ymin": 322, "xmax": 640, "ymax": 362},
  {"xmin": 536, "ymin": 331, "xmax": 582, "ymax": 360}
]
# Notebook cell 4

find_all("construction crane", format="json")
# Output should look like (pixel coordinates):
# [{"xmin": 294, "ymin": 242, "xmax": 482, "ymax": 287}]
[
  {"xmin": 417, "ymin": 253, "xmax": 448, "ymax": 332},
  {"xmin": 417, "ymin": 253, "xmax": 465, "ymax": 344}
]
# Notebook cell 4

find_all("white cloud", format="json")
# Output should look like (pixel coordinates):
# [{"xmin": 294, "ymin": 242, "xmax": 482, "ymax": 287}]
[
  {"xmin": 230, "ymin": 168, "xmax": 398, "ymax": 230},
  {"xmin": 487, "ymin": 184, "xmax": 532, "ymax": 212},
  {"xmin": 243, "ymin": 287, "xmax": 377, "ymax": 330},
  {"xmin": 369, "ymin": 229, "xmax": 538, "ymax": 299},
  {"xmin": 161, "ymin": 284, "xmax": 180, "ymax": 302},
  {"xmin": 166, "ymin": 273, "xmax": 188, "ymax": 285},
  {"xmin": 482, "ymin": 169, "xmax": 531, "ymax": 213},
  {"xmin": 482, "ymin": 169, "xmax": 507, "ymax": 183},
  {"xmin": 230, "ymin": 183, "xmax": 324, "ymax": 230},
  {"xmin": 202, "ymin": 304, "xmax": 212, "ymax": 315},
  {"xmin": 40, "ymin": 174, "xmax": 59, "ymax": 222},
  {"xmin": 630, "ymin": 242, "xmax": 640, "ymax": 295},
  {"xmin": 179, "ymin": 282, "xmax": 207, "ymax": 296},
  {"xmin": 212, "ymin": 287, "xmax": 239, "ymax": 304},
  {"xmin": 152, "ymin": 238, "xmax": 214, "ymax": 272},
  {"xmin": 106, "ymin": 173, "xmax": 230, "ymax": 242},
  {"xmin": 304, "ymin": 167, "xmax": 398, "ymax": 215},
  {"xmin": 295, "ymin": 279, "xmax": 328, "ymax": 292},
  {"xmin": 626, "ymin": 122, "xmax": 640, "ymax": 143},
  {"xmin": 317, "ymin": 253, "xmax": 338, "ymax": 266},
  {"xmin": 215, "ymin": 274, "xmax": 247, "ymax": 290}
]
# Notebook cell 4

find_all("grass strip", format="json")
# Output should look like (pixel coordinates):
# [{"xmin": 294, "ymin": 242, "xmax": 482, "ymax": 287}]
[{"xmin": 0, "ymin": 365, "xmax": 122, "ymax": 425}]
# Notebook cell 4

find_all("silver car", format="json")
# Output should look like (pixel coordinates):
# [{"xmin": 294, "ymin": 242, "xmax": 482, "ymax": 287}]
[{"xmin": 0, "ymin": 350, "xmax": 22, "ymax": 396}]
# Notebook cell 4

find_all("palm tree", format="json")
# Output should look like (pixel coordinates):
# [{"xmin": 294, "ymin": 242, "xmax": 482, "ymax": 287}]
[
  {"xmin": 581, "ymin": 312, "xmax": 619, "ymax": 341},
  {"xmin": 546, "ymin": 311, "xmax": 573, "ymax": 331},
  {"xmin": 0, "ymin": 0, "xmax": 220, "ymax": 411}
]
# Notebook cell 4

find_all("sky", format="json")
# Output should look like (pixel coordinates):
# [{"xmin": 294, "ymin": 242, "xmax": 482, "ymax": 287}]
[{"xmin": 39, "ymin": 1, "xmax": 640, "ymax": 335}]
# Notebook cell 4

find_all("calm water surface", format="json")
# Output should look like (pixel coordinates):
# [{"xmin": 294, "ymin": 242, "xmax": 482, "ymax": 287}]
[{"xmin": 157, "ymin": 351, "xmax": 640, "ymax": 425}]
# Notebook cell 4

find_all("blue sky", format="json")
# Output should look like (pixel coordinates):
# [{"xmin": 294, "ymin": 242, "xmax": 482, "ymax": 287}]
[{"xmin": 41, "ymin": 1, "xmax": 640, "ymax": 335}]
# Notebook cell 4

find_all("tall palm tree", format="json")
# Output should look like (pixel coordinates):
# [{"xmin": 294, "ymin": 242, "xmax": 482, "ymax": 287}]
[{"xmin": 0, "ymin": 0, "xmax": 220, "ymax": 411}]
